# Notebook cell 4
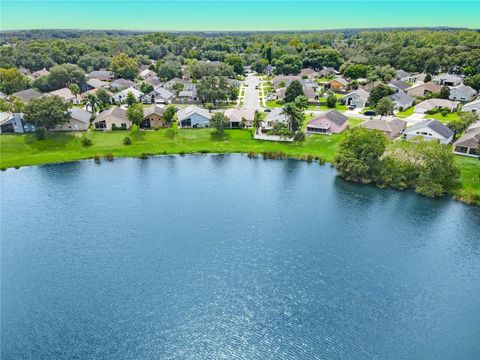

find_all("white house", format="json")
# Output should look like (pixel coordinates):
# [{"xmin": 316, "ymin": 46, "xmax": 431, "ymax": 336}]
[
  {"xmin": 449, "ymin": 84, "xmax": 477, "ymax": 102},
  {"xmin": 92, "ymin": 107, "xmax": 130, "ymax": 130},
  {"xmin": 177, "ymin": 105, "xmax": 211, "ymax": 128},
  {"xmin": 462, "ymin": 99, "xmax": 480, "ymax": 114},
  {"xmin": 0, "ymin": 112, "xmax": 25, "ymax": 133},
  {"xmin": 342, "ymin": 89, "xmax": 370, "ymax": 108},
  {"xmin": 111, "ymin": 87, "xmax": 143, "ymax": 104},
  {"xmin": 262, "ymin": 108, "xmax": 289, "ymax": 130},
  {"xmin": 141, "ymin": 87, "xmax": 174, "ymax": 104},
  {"xmin": 403, "ymin": 119, "xmax": 454, "ymax": 144},
  {"xmin": 414, "ymin": 98, "xmax": 459, "ymax": 114}
]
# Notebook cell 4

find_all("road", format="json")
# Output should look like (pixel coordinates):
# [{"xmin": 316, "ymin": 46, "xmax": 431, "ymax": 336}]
[{"xmin": 243, "ymin": 74, "xmax": 262, "ymax": 110}]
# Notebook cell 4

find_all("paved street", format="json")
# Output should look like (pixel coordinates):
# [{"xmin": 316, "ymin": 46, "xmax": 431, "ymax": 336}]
[{"xmin": 243, "ymin": 74, "xmax": 262, "ymax": 110}]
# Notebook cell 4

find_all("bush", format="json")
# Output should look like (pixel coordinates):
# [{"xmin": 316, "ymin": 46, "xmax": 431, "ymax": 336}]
[
  {"xmin": 123, "ymin": 136, "xmax": 132, "ymax": 145},
  {"xmin": 93, "ymin": 154, "xmax": 101, "ymax": 163},
  {"xmin": 35, "ymin": 127, "xmax": 47, "ymax": 140},
  {"xmin": 294, "ymin": 130, "xmax": 305, "ymax": 142},
  {"xmin": 441, "ymin": 110, "xmax": 449, "ymax": 117},
  {"xmin": 81, "ymin": 136, "xmax": 92, "ymax": 146},
  {"xmin": 247, "ymin": 151, "xmax": 257, "ymax": 158},
  {"xmin": 105, "ymin": 152, "xmax": 114, "ymax": 161},
  {"xmin": 262, "ymin": 151, "xmax": 286, "ymax": 160}
]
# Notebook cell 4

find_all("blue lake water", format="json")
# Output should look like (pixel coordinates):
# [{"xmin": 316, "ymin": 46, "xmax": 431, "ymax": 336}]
[{"xmin": 1, "ymin": 154, "xmax": 479, "ymax": 359}]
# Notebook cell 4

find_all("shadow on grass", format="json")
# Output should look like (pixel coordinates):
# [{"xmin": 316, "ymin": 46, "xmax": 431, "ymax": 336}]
[
  {"xmin": 165, "ymin": 129, "xmax": 178, "ymax": 140},
  {"xmin": 210, "ymin": 130, "xmax": 230, "ymax": 142},
  {"xmin": 23, "ymin": 132, "xmax": 76, "ymax": 150},
  {"xmin": 129, "ymin": 129, "xmax": 145, "ymax": 141}
]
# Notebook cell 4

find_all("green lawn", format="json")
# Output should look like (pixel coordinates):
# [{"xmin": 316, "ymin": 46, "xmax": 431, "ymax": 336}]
[
  {"xmin": 1, "ymin": 126, "xmax": 478, "ymax": 204},
  {"xmin": 425, "ymin": 111, "xmax": 460, "ymax": 123},
  {"xmin": 396, "ymin": 107, "xmax": 414, "ymax": 118}
]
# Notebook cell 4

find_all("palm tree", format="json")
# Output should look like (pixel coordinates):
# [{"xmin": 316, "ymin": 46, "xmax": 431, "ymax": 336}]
[
  {"xmin": 294, "ymin": 95, "xmax": 308, "ymax": 111},
  {"xmin": 69, "ymin": 84, "xmax": 80, "ymax": 104},
  {"xmin": 281, "ymin": 103, "xmax": 304, "ymax": 133},
  {"xmin": 83, "ymin": 94, "xmax": 99, "ymax": 115},
  {"xmin": 252, "ymin": 110, "xmax": 262, "ymax": 134}
]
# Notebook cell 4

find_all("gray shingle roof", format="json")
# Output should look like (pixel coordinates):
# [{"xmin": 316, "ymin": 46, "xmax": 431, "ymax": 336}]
[
  {"xmin": 388, "ymin": 91, "xmax": 414, "ymax": 106},
  {"xmin": 407, "ymin": 119, "xmax": 454, "ymax": 139},
  {"xmin": 310, "ymin": 110, "xmax": 348, "ymax": 127},
  {"xmin": 69, "ymin": 108, "xmax": 92, "ymax": 124}
]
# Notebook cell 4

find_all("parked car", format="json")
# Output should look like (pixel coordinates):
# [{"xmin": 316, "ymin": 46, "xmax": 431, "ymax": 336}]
[
  {"xmin": 364, "ymin": 110, "xmax": 376, "ymax": 116},
  {"xmin": 264, "ymin": 108, "xmax": 272, "ymax": 112},
  {"xmin": 348, "ymin": 105, "xmax": 356, "ymax": 110}
]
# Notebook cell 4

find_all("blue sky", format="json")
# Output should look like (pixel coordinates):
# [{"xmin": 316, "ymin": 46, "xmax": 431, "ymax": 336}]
[{"xmin": 1, "ymin": 1, "xmax": 479, "ymax": 31}]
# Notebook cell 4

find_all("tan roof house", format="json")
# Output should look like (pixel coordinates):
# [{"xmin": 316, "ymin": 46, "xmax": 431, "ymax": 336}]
[
  {"xmin": 92, "ymin": 107, "xmax": 130, "ymax": 130},
  {"xmin": 360, "ymin": 117, "xmax": 407, "ymax": 140},
  {"xmin": 224, "ymin": 107, "xmax": 255, "ymax": 128},
  {"xmin": 327, "ymin": 76, "xmax": 349, "ymax": 92},
  {"xmin": 141, "ymin": 105, "xmax": 168, "ymax": 129},
  {"xmin": 31, "ymin": 68, "xmax": 50, "ymax": 79},
  {"xmin": 53, "ymin": 108, "xmax": 91, "ymax": 131},
  {"xmin": 414, "ymin": 98, "xmax": 459, "ymax": 114},
  {"xmin": 406, "ymin": 82, "xmax": 442, "ymax": 97},
  {"xmin": 49, "ymin": 87, "xmax": 79, "ymax": 104},
  {"xmin": 10, "ymin": 88, "xmax": 45, "ymax": 103}
]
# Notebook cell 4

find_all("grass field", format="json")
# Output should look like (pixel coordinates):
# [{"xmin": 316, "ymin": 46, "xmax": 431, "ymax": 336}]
[{"xmin": 1, "ymin": 123, "xmax": 478, "ymax": 204}]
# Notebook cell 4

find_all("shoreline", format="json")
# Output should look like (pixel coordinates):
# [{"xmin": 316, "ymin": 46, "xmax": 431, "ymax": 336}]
[{"xmin": 1, "ymin": 146, "xmax": 478, "ymax": 206}]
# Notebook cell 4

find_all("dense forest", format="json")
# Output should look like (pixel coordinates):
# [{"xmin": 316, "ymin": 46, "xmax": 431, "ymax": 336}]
[{"xmin": 1, "ymin": 29, "xmax": 479, "ymax": 78}]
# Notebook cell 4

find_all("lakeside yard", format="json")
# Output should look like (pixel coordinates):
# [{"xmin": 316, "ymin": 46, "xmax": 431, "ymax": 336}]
[{"xmin": 1, "ymin": 126, "xmax": 479, "ymax": 204}]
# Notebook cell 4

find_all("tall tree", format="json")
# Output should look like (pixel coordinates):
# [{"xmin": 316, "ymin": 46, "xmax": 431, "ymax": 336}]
[
  {"xmin": 0, "ymin": 67, "xmax": 30, "ymax": 94},
  {"xmin": 23, "ymin": 96, "xmax": 71, "ymax": 134},
  {"xmin": 127, "ymin": 103, "xmax": 144, "ymax": 128},
  {"xmin": 282, "ymin": 102, "xmax": 304, "ymax": 133},
  {"xmin": 110, "ymin": 53, "xmax": 139, "ymax": 80},
  {"xmin": 375, "ymin": 97, "xmax": 394, "ymax": 117},
  {"xmin": 284, "ymin": 80, "xmax": 304, "ymax": 103}
]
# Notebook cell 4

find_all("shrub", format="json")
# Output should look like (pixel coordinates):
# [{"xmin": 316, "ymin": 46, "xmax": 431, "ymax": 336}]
[
  {"xmin": 441, "ymin": 110, "xmax": 449, "ymax": 117},
  {"xmin": 139, "ymin": 152, "xmax": 149, "ymax": 159},
  {"xmin": 247, "ymin": 151, "xmax": 257, "ymax": 158},
  {"xmin": 93, "ymin": 154, "xmax": 101, "ymax": 163},
  {"xmin": 262, "ymin": 151, "xmax": 286, "ymax": 160},
  {"xmin": 81, "ymin": 136, "xmax": 92, "ymax": 146},
  {"xmin": 35, "ymin": 127, "xmax": 47, "ymax": 140},
  {"xmin": 123, "ymin": 136, "xmax": 132, "ymax": 145},
  {"xmin": 105, "ymin": 152, "xmax": 114, "ymax": 161},
  {"xmin": 294, "ymin": 130, "xmax": 305, "ymax": 142}
]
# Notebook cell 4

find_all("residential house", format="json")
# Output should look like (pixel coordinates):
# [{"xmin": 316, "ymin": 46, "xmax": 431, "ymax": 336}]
[
  {"xmin": 18, "ymin": 67, "xmax": 31, "ymax": 77},
  {"xmin": 453, "ymin": 122, "xmax": 480, "ymax": 158},
  {"xmin": 462, "ymin": 99, "xmax": 480, "ymax": 114},
  {"xmin": 49, "ymin": 87, "xmax": 78, "ymax": 104},
  {"xmin": 449, "ymin": 84, "xmax": 477, "ymax": 102},
  {"xmin": 394, "ymin": 70, "xmax": 410, "ymax": 81},
  {"xmin": 140, "ymin": 68, "xmax": 156, "ymax": 79},
  {"xmin": 272, "ymin": 75, "xmax": 302, "ymax": 89},
  {"xmin": 306, "ymin": 110, "xmax": 348, "ymax": 135},
  {"xmin": 144, "ymin": 75, "xmax": 162, "ymax": 87},
  {"xmin": 178, "ymin": 83, "xmax": 197, "ymax": 102},
  {"xmin": 0, "ymin": 112, "xmax": 25, "ymax": 133},
  {"xmin": 31, "ymin": 68, "xmax": 50, "ymax": 79},
  {"xmin": 224, "ymin": 107, "xmax": 255, "ymax": 128},
  {"xmin": 300, "ymin": 68, "xmax": 319, "ymax": 79},
  {"xmin": 109, "ymin": 78, "xmax": 136, "ymax": 91},
  {"xmin": 388, "ymin": 80, "xmax": 410, "ymax": 93},
  {"xmin": 343, "ymin": 89, "xmax": 370, "ymax": 108},
  {"xmin": 141, "ymin": 87, "xmax": 174, "ymax": 104},
  {"xmin": 141, "ymin": 105, "xmax": 168, "ymax": 129},
  {"xmin": 403, "ymin": 119, "xmax": 454, "ymax": 144},
  {"xmin": 406, "ymin": 73, "xmax": 428, "ymax": 84},
  {"xmin": 318, "ymin": 67, "xmax": 339, "ymax": 78},
  {"xmin": 177, "ymin": 105, "xmax": 211, "ymax": 128},
  {"xmin": 111, "ymin": 87, "xmax": 143, "ymax": 104},
  {"xmin": 10, "ymin": 88, "xmax": 45, "ymax": 103},
  {"xmin": 388, "ymin": 91, "xmax": 415, "ymax": 111},
  {"xmin": 327, "ymin": 76, "xmax": 349, "ymax": 92},
  {"xmin": 406, "ymin": 82, "xmax": 442, "ymax": 97},
  {"xmin": 414, "ymin": 98, "xmax": 459, "ymax": 114},
  {"xmin": 262, "ymin": 108, "xmax": 289, "ymax": 130},
  {"xmin": 87, "ymin": 70, "xmax": 113, "ymax": 81},
  {"xmin": 86, "ymin": 78, "xmax": 109, "ymax": 90},
  {"xmin": 360, "ymin": 117, "xmax": 407, "ymax": 140},
  {"xmin": 163, "ymin": 77, "xmax": 186, "ymax": 90},
  {"xmin": 92, "ymin": 107, "xmax": 129, "ymax": 130},
  {"xmin": 0, "ymin": 91, "xmax": 8, "ymax": 100},
  {"xmin": 53, "ymin": 108, "xmax": 91, "ymax": 131},
  {"xmin": 433, "ymin": 73, "xmax": 463, "ymax": 86}
]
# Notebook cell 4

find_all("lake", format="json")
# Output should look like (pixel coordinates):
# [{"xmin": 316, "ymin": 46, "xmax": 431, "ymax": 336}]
[{"xmin": 1, "ymin": 154, "xmax": 479, "ymax": 359}]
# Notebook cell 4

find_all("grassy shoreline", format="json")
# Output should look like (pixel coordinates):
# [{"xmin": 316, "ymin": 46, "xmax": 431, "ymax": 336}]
[{"xmin": 1, "ymin": 128, "xmax": 479, "ymax": 205}]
